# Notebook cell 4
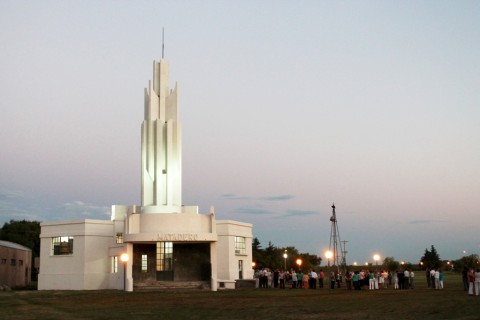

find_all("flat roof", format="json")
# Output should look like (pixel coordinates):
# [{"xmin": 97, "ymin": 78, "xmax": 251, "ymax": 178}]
[{"xmin": 0, "ymin": 240, "xmax": 32, "ymax": 251}]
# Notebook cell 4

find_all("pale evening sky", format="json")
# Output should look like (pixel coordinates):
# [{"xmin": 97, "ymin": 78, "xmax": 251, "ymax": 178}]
[{"xmin": 1, "ymin": 0, "xmax": 479, "ymax": 264}]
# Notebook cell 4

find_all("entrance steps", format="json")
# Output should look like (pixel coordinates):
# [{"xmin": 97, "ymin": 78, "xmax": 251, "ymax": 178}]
[{"xmin": 134, "ymin": 280, "xmax": 211, "ymax": 291}]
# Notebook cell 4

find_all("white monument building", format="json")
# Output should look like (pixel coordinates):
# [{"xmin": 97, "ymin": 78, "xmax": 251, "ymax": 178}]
[{"xmin": 38, "ymin": 56, "xmax": 253, "ymax": 291}]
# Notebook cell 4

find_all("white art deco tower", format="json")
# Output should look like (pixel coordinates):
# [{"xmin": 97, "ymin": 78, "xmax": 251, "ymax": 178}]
[
  {"xmin": 38, "ymin": 55, "xmax": 253, "ymax": 292},
  {"xmin": 141, "ymin": 59, "xmax": 182, "ymax": 212}
]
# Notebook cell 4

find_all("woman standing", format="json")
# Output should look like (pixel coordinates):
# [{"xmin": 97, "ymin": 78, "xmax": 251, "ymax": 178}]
[
  {"xmin": 474, "ymin": 268, "xmax": 480, "ymax": 296},
  {"xmin": 330, "ymin": 271, "xmax": 336, "ymax": 289},
  {"xmin": 352, "ymin": 271, "xmax": 360, "ymax": 290},
  {"xmin": 439, "ymin": 270, "xmax": 444, "ymax": 289},
  {"xmin": 291, "ymin": 270, "xmax": 297, "ymax": 289},
  {"xmin": 302, "ymin": 272, "xmax": 309, "ymax": 289},
  {"xmin": 467, "ymin": 268, "xmax": 475, "ymax": 295}
]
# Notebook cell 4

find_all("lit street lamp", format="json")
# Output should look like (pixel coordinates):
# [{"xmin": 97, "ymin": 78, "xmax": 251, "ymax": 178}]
[
  {"xmin": 325, "ymin": 251, "xmax": 333, "ymax": 292},
  {"xmin": 120, "ymin": 253, "xmax": 129, "ymax": 300},
  {"xmin": 373, "ymin": 254, "xmax": 380, "ymax": 267},
  {"xmin": 296, "ymin": 258, "xmax": 302, "ymax": 270},
  {"xmin": 325, "ymin": 251, "xmax": 333, "ymax": 268},
  {"xmin": 283, "ymin": 250, "xmax": 288, "ymax": 270}
]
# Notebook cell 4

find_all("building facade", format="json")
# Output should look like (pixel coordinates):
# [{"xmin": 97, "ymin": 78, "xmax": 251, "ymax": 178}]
[
  {"xmin": 0, "ymin": 240, "xmax": 32, "ymax": 288},
  {"xmin": 38, "ymin": 57, "xmax": 253, "ymax": 291}
]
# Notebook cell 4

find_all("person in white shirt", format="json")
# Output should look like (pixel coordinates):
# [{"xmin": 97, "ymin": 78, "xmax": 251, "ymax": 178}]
[
  {"xmin": 434, "ymin": 270, "xmax": 440, "ymax": 290},
  {"xmin": 430, "ymin": 269, "xmax": 436, "ymax": 289},
  {"xmin": 381, "ymin": 270, "xmax": 388, "ymax": 289},
  {"xmin": 474, "ymin": 269, "xmax": 480, "ymax": 296},
  {"xmin": 291, "ymin": 270, "xmax": 297, "ymax": 289},
  {"xmin": 309, "ymin": 270, "xmax": 318, "ymax": 289},
  {"xmin": 404, "ymin": 269, "xmax": 410, "ymax": 289}
]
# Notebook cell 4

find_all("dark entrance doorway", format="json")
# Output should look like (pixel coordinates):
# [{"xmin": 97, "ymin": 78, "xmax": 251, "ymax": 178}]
[
  {"xmin": 173, "ymin": 243, "xmax": 211, "ymax": 281},
  {"xmin": 132, "ymin": 242, "xmax": 211, "ymax": 284}
]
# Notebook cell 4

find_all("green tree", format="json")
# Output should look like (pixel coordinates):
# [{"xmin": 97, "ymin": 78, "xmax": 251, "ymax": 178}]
[
  {"xmin": 382, "ymin": 256, "xmax": 399, "ymax": 272},
  {"xmin": 297, "ymin": 252, "xmax": 321, "ymax": 272},
  {"xmin": 251, "ymin": 239, "xmax": 320, "ymax": 272},
  {"xmin": 420, "ymin": 245, "xmax": 441, "ymax": 269},
  {"xmin": 455, "ymin": 254, "xmax": 480, "ymax": 270},
  {"xmin": 252, "ymin": 237, "xmax": 262, "ymax": 251},
  {"xmin": 0, "ymin": 220, "xmax": 41, "ymax": 258}
]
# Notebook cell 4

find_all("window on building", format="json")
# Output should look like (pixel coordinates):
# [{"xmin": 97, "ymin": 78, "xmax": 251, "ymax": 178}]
[
  {"xmin": 112, "ymin": 256, "xmax": 118, "ymax": 273},
  {"xmin": 156, "ymin": 242, "xmax": 173, "ymax": 271},
  {"xmin": 238, "ymin": 260, "xmax": 243, "ymax": 279},
  {"xmin": 235, "ymin": 236, "xmax": 246, "ymax": 255},
  {"xmin": 116, "ymin": 233, "xmax": 123, "ymax": 244},
  {"xmin": 11, "ymin": 259, "xmax": 16, "ymax": 266},
  {"xmin": 52, "ymin": 236, "xmax": 74, "ymax": 255},
  {"xmin": 141, "ymin": 254, "xmax": 148, "ymax": 272},
  {"xmin": 19, "ymin": 260, "xmax": 23, "ymax": 266},
  {"xmin": 1, "ymin": 258, "xmax": 6, "ymax": 264}
]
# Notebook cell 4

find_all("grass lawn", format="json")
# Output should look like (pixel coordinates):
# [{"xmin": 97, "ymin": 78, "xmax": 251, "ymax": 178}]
[{"xmin": 1, "ymin": 272, "xmax": 479, "ymax": 319}]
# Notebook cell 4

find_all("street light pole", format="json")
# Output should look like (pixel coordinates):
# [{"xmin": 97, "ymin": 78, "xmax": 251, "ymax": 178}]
[
  {"xmin": 120, "ymin": 253, "xmax": 129, "ymax": 301},
  {"xmin": 373, "ymin": 254, "xmax": 380, "ymax": 267},
  {"xmin": 283, "ymin": 250, "xmax": 287, "ymax": 270},
  {"xmin": 325, "ymin": 251, "xmax": 333, "ymax": 292}
]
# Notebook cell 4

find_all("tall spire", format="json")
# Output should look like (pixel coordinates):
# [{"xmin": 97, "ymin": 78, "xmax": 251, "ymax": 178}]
[
  {"xmin": 162, "ymin": 27, "xmax": 165, "ymax": 59},
  {"xmin": 141, "ymin": 55, "xmax": 181, "ymax": 210}
]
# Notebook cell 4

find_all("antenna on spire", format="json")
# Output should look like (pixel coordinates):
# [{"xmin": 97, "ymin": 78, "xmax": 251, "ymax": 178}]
[{"xmin": 162, "ymin": 27, "xmax": 165, "ymax": 59}]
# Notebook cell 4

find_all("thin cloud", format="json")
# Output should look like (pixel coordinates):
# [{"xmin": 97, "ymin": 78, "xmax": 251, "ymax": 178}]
[
  {"xmin": 58, "ymin": 201, "xmax": 110, "ymax": 218},
  {"xmin": 233, "ymin": 206, "xmax": 273, "ymax": 215},
  {"xmin": 408, "ymin": 219, "xmax": 448, "ymax": 224},
  {"xmin": 0, "ymin": 190, "xmax": 40, "ymax": 218},
  {"xmin": 221, "ymin": 193, "xmax": 294, "ymax": 201},
  {"xmin": 259, "ymin": 195, "xmax": 294, "ymax": 201},
  {"xmin": 220, "ymin": 194, "xmax": 251, "ymax": 200},
  {"xmin": 281, "ymin": 209, "xmax": 319, "ymax": 218},
  {"xmin": 0, "ymin": 189, "xmax": 111, "ymax": 224}
]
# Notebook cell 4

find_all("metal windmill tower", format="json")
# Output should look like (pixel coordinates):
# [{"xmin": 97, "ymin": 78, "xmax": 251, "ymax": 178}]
[{"xmin": 329, "ymin": 203, "xmax": 346, "ymax": 274}]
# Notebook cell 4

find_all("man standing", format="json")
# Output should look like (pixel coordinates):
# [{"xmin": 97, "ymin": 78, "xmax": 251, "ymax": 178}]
[
  {"xmin": 398, "ymin": 270, "xmax": 405, "ymax": 289},
  {"xmin": 409, "ymin": 270, "xmax": 415, "ymax": 289},
  {"xmin": 319, "ymin": 269, "xmax": 325, "ymax": 288},
  {"xmin": 430, "ymin": 269, "xmax": 436, "ymax": 289},
  {"xmin": 462, "ymin": 267, "xmax": 469, "ymax": 291},
  {"xmin": 434, "ymin": 269, "xmax": 440, "ymax": 290},
  {"xmin": 404, "ymin": 269, "xmax": 410, "ymax": 289},
  {"xmin": 426, "ymin": 269, "xmax": 431, "ymax": 288},
  {"xmin": 309, "ymin": 270, "xmax": 318, "ymax": 289}
]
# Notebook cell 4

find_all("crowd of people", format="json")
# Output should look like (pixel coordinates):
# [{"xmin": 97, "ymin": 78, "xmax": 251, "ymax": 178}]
[
  {"xmin": 253, "ymin": 264, "xmax": 480, "ymax": 298},
  {"xmin": 255, "ymin": 268, "xmax": 419, "ymax": 290},
  {"xmin": 425, "ymin": 268, "xmax": 445, "ymax": 289},
  {"xmin": 254, "ymin": 266, "xmax": 480, "ymax": 297}
]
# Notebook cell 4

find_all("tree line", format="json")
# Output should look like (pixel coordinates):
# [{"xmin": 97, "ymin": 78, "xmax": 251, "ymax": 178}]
[
  {"xmin": 252, "ymin": 237, "xmax": 322, "ymax": 271},
  {"xmin": 1, "ymin": 220, "xmax": 478, "ymax": 273}
]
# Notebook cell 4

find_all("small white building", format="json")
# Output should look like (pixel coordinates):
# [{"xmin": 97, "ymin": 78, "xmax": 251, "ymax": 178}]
[
  {"xmin": 38, "ymin": 56, "xmax": 253, "ymax": 291},
  {"xmin": 0, "ymin": 240, "xmax": 32, "ymax": 288}
]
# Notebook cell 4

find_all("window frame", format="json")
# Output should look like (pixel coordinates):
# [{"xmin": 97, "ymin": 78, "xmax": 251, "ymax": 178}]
[
  {"xmin": 234, "ymin": 236, "xmax": 247, "ymax": 255},
  {"xmin": 52, "ymin": 236, "xmax": 74, "ymax": 256},
  {"xmin": 156, "ymin": 242, "xmax": 173, "ymax": 271},
  {"xmin": 112, "ymin": 256, "xmax": 118, "ymax": 273},
  {"xmin": 141, "ymin": 254, "xmax": 148, "ymax": 272}
]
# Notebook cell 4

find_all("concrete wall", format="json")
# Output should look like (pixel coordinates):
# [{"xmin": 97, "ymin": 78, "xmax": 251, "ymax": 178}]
[
  {"xmin": 38, "ymin": 216, "xmax": 253, "ymax": 291},
  {"xmin": 127, "ymin": 211, "xmax": 214, "ymax": 236},
  {"xmin": 216, "ymin": 220, "xmax": 254, "ymax": 283},
  {"xmin": 38, "ymin": 219, "xmax": 118, "ymax": 290}
]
